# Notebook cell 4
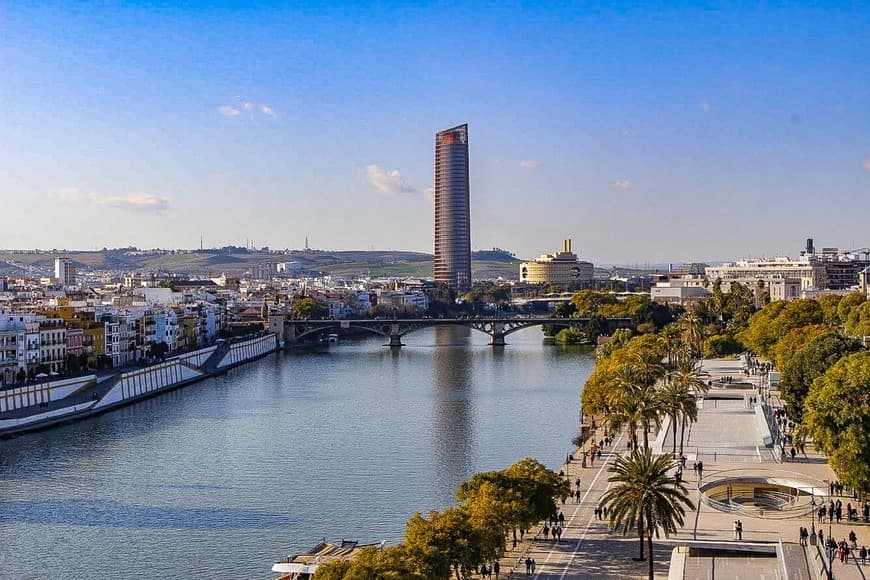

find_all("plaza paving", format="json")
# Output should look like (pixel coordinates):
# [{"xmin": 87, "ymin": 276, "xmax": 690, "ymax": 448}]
[{"xmin": 485, "ymin": 358, "xmax": 870, "ymax": 579}]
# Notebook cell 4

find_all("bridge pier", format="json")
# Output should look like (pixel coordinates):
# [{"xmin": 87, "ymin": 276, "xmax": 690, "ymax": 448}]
[
  {"xmin": 388, "ymin": 334, "xmax": 404, "ymax": 347},
  {"xmin": 489, "ymin": 322, "xmax": 506, "ymax": 347}
]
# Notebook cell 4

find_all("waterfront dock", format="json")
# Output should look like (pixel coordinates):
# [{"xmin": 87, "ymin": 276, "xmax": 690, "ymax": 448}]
[{"xmin": 491, "ymin": 358, "xmax": 870, "ymax": 579}]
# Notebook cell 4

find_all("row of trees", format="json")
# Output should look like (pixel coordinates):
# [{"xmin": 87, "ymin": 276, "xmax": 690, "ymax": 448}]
[
  {"xmin": 575, "ymin": 311, "xmax": 708, "ymax": 580},
  {"xmin": 736, "ymin": 293, "xmax": 870, "ymax": 491},
  {"xmin": 316, "ymin": 458, "xmax": 568, "ymax": 579}
]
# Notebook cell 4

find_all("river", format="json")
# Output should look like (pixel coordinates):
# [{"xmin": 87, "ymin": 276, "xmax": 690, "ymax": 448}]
[{"xmin": 0, "ymin": 326, "xmax": 594, "ymax": 579}]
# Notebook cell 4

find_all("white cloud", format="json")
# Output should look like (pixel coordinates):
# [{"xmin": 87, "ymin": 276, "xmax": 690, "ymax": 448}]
[
  {"xmin": 60, "ymin": 188, "xmax": 170, "ymax": 212},
  {"xmin": 218, "ymin": 101, "xmax": 278, "ymax": 120},
  {"xmin": 611, "ymin": 179, "xmax": 633, "ymax": 191},
  {"xmin": 366, "ymin": 165, "xmax": 420, "ymax": 196},
  {"xmin": 699, "ymin": 100, "xmax": 712, "ymax": 112},
  {"xmin": 864, "ymin": 158, "xmax": 870, "ymax": 172},
  {"xmin": 422, "ymin": 187, "xmax": 435, "ymax": 202},
  {"xmin": 519, "ymin": 159, "xmax": 542, "ymax": 169}
]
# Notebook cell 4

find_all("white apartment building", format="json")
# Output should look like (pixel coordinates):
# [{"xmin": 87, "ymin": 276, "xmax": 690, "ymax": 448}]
[
  {"xmin": 54, "ymin": 257, "xmax": 77, "ymax": 286},
  {"xmin": 705, "ymin": 257, "xmax": 827, "ymax": 293},
  {"xmin": 38, "ymin": 320, "xmax": 67, "ymax": 372},
  {"xmin": 650, "ymin": 277, "xmax": 711, "ymax": 308}
]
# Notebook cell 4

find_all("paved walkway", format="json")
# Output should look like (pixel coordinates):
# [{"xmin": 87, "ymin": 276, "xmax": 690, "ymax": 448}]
[{"xmin": 484, "ymin": 357, "xmax": 870, "ymax": 579}]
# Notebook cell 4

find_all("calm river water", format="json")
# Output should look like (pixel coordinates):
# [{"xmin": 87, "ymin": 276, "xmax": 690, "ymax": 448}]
[{"xmin": 0, "ymin": 327, "xmax": 594, "ymax": 579}]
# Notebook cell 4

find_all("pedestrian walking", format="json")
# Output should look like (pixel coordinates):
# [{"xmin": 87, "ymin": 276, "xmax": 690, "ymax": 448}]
[
  {"xmin": 737, "ymin": 520, "xmax": 743, "ymax": 541},
  {"xmin": 531, "ymin": 559, "xmax": 536, "ymax": 574},
  {"xmin": 860, "ymin": 545, "xmax": 867, "ymax": 565},
  {"xmin": 558, "ymin": 511, "xmax": 565, "ymax": 527},
  {"xmin": 543, "ymin": 525, "xmax": 549, "ymax": 540},
  {"xmin": 493, "ymin": 561, "xmax": 500, "ymax": 579},
  {"xmin": 697, "ymin": 461, "xmax": 704, "ymax": 478},
  {"xmin": 525, "ymin": 557, "xmax": 532, "ymax": 575}
]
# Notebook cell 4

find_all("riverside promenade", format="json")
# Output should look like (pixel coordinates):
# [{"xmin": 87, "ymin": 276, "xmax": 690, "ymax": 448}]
[{"xmin": 489, "ymin": 358, "xmax": 870, "ymax": 579}]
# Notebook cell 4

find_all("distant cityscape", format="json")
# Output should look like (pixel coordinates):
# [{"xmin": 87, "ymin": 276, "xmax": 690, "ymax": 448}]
[{"xmin": 2, "ymin": 123, "xmax": 868, "ymax": 388}]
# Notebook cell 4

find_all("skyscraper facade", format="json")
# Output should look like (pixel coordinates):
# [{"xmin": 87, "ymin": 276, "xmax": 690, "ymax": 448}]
[{"xmin": 434, "ymin": 123, "xmax": 472, "ymax": 293}]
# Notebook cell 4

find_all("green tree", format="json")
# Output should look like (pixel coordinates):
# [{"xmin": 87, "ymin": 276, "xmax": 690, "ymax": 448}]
[
  {"xmin": 803, "ymin": 351, "xmax": 870, "ymax": 492},
  {"xmin": 780, "ymin": 333, "xmax": 863, "ymax": 422},
  {"xmin": 457, "ymin": 458, "xmax": 568, "ymax": 547},
  {"xmin": 570, "ymin": 290, "xmax": 619, "ymax": 316},
  {"xmin": 836, "ymin": 292, "xmax": 866, "ymax": 324},
  {"xmin": 404, "ymin": 508, "xmax": 485, "ymax": 580},
  {"xmin": 678, "ymin": 313, "xmax": 705, "ymax": 358},
  {"xmin": 770, "ymin": 323, "xmax": 831, "ymax": 370},
  {"xmin": 844, "ymin": 301, "xmax": 870, "ymax": 338},
  {"xmin": 818, "ymin": 294, "xmax": 843, "ymax": 325},
  {"xmin": 659, "ymin": 323, "xmax": 684, "ymax": 368},
  {"xmin": 555, "ymin": 326, "xmax": 585, "ymax": 344},
  {"xmin": 599, "ymin": 448, "xmax": 694, "ymax": 580},
  {"xmin": 702, "ymin": 333, "xmax": 743, "ymax": 358},
  {"xmin": 739, "ymin": 299, "xmax": 823, "ymax": 358},
  {"xmin": 291, "ymin": 297, "xmax": 329, "ymax": 319},
  {"xmin": 658, "ymin": 380, "xmax": 697, "ymax": 455}
]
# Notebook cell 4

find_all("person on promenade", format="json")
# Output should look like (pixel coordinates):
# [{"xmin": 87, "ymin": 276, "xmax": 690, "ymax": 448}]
[
  {"xmin": 543, "ymin": 524, "xmax": 550, "ymax": 540},
  {"xmin": 575, "ymin": 477, "xmax": 581, "ymax": 490},
  {"xmin": 734, "ymin": 520, "xmax": 739, "ymax": 540},
  {"xmin": 850, "ymin": 530, "xmax": 858, "ymax": 548},
  {"xmin": 697, "ymin": 461, "xmax": 704, "ymax": 479},
  {"xmin": 737, "ymin": 520, "xmax": 743, "ymax": 541},
  {"xmin": 525, "ymin": 558, "xmax": 532, "ymax": 575},
  {"xmin": 558, "ymin": 511, "xmax": 565, "ymax": 527},
  {"xmin": 493, "ymin": 560, "xmax": 500, "ymax": 579},
  {"xmin": 860, "ymin": 545, "xmax": 867, "ymax": 564},
  {"xmin": 531, "ymin": 559, "xmax": 536, "ymax": 574}
]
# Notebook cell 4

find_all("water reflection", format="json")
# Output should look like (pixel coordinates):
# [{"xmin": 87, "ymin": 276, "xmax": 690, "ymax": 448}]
[{"xmin": 431, "ymin": 326, "xmax": 475, "ymax": 505}]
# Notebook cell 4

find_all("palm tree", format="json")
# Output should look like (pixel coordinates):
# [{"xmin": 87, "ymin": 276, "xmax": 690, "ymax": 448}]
[
  {"xmin": 668, "ymin": 359, "xmax": 707, "ymax": 453},
  {"xmin": 606, "ymin": 365, "xmax": 643, "ymax": 447},
  {"xmin": 599, "ymin": 448, "xmax": 695, "ymax": 580},
  {"xmin": 658, "ymin": 381, "xmax": 698, "ymax": 455},
  {"xmin": 631, "ymin": 351, "xmax": 666, "ymax": 390},
  {"xmin": 678, "ymin": 313, "xmax": 705, "ymax": 358},
  {"xmin": 659, "ymin": 324, "xmax": 683, "ymax": 369},
  {"xmin": 670, "ymin": 358, "xmax": 709, "ymax": 396}
]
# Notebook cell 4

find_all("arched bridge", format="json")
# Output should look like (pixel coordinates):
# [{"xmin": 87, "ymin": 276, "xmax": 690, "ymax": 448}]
[{"xmin": 282, "ymin": 317, "xmax": 633, "ymax": 347}]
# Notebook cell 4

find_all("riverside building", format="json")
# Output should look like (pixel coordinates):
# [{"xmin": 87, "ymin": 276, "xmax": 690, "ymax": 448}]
[
  {"xmin": 519, "ymin": 239, "xmax": 594, "ymax": 285},
  {"xmin": 433, "ymin": 123, "xmax": 472, "ymax": 293}
]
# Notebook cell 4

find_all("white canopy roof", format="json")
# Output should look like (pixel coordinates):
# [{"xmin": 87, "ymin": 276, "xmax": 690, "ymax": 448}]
[{"xmin": 271, "ymin": 562, "xmax": 318, "ymax": 574}]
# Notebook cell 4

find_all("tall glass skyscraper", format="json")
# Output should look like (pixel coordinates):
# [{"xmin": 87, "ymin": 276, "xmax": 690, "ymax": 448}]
[{"xmin": 434, "ymin": 123, "xmax": 472, "ymax": 293}]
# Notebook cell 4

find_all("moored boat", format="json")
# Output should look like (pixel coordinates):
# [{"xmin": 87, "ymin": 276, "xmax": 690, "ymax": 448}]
[{"xmin": 272, "ymin": 539, "xmax": 385, "ymax": 579}]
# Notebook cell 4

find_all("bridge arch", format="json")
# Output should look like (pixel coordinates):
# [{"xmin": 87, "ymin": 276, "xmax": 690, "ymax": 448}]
[{"xmin": 283, "ymin": 317, "xmax": 632, "ymax": 347}]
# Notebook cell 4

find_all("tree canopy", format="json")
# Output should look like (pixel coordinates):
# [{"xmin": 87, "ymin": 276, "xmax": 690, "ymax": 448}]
[
  {"xmin": 779, "ymin": 332, "xmax": 862, "ymax": 422},
  {"xmin": 803, "ymin": 351, "xmax": 870, "ymax": 492},
  {"xmin": 291, "ymin": 297, "xmax": 329, "ymax": 319},
  {"xmin": 738, "ymin": 299, "xmax": 824, "ymax": 358}
]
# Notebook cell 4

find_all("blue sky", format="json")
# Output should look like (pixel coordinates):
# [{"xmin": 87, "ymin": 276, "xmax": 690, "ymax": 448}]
[{"xmin": 1, "ymin": 1, "xmax": 868, "ymax": 263}]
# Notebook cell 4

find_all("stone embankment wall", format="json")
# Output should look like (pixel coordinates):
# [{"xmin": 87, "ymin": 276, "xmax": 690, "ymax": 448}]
[
  {"xmin": 0, "ymin": 375, "xmax": 95, "ymax": 413},
  {"xmin": 95, "ymin": 360, "xmax": 205, "ymax": 409},
  {"xmin": 217, "ymin": 334, "xmax": 277, "ymax": 368}
]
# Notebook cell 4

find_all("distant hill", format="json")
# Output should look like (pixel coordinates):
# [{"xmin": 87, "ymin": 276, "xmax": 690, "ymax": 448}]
[{"xmin": 0, "ymin": 248, "xmax": 525, "ymax": 280}]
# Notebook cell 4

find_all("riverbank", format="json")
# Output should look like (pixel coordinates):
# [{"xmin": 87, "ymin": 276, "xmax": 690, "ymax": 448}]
[{"xmin": 0, "ymin": 333, "xmax": 278, "ymax": 437}]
